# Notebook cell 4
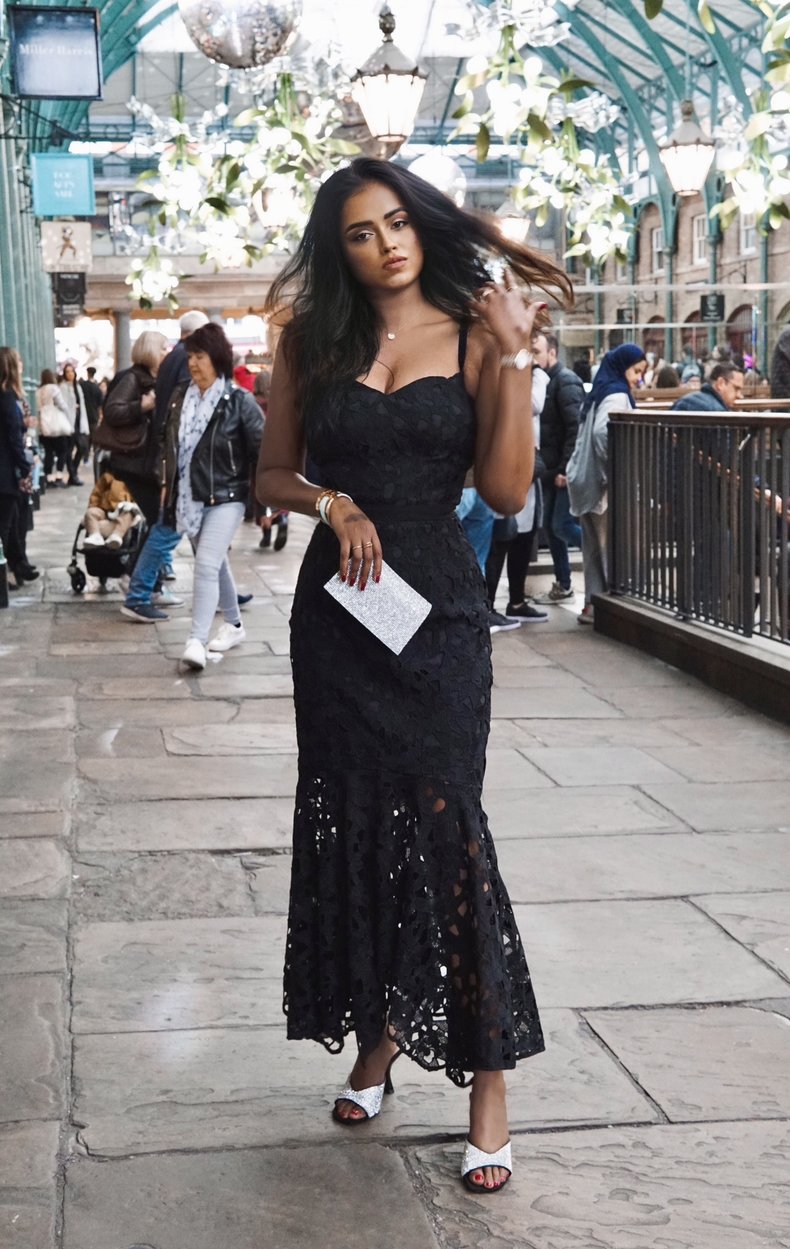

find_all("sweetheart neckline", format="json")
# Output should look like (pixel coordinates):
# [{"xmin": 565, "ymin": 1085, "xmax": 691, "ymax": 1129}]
[{"xmin": 352, "ymin": 372, "xmax": 463, "ymax": 398}]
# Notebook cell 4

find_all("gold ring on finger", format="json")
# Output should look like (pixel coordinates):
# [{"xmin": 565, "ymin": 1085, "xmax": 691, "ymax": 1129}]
[
  {"xmin": 351, "ymin": 544, "xmax": 363, "ymax": 551},
  {"xmin": 363, "ymin": 541, "xmax": 373, "ymax": 547}
]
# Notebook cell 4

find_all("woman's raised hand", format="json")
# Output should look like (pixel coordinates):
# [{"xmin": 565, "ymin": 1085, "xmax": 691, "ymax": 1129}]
[
  {"xmin": 470, "ymin": 271, "xmax": 548, "ymax": 352},
  {"xmin": 329, "ymin": 498, "xmax": 383, "ymax": 590}
]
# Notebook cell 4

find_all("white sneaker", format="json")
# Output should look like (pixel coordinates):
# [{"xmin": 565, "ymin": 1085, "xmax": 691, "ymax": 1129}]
[
  {"xmin": 83, "ymin": 532, "xmax": 105, "ymax": 547},
  {"xmin": 208, "ymin": 621, "xmax": 246, "ymax": 652},
  {"xmin": 181, "ymin": 638, "xmax": 207, "ymax": 670},
  {"xmin": 105, "ymin": 533, "xmax": 123, "ymax": 548},
  {"xmin": 153, "ymin": 589, "xmax": 184, "ymax": 607}
]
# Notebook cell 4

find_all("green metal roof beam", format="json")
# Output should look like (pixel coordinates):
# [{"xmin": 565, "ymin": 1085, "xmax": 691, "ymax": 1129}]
[
  {"xmin": 556, "ymin": 2, "xmax": 676, "ymax": 234},
  {"xmin": 605, "ymin": 0, "xmax": 686, "ymax": 101}
]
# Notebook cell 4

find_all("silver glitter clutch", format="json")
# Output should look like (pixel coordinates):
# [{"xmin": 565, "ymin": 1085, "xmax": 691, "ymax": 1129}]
[{"xmin": 324, "ymin": 562, "xmax": 431, "ymax": 655}]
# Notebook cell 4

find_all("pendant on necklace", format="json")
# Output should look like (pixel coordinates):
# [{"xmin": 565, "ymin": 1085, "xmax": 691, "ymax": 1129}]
[{"xmin": 387, "ymin": 332, "xmax": 396, "ymax": 340}]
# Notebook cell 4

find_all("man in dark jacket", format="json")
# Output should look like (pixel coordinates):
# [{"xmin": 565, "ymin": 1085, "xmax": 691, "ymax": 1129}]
[
  {"xmin": 532, "ymin": 332, "xmax": 585, "ymax": 605},
  {"xmin": 770, "ymin": 326, "xmax": 790, "ymax": 399},
  {"xmin": 672, "ymin": 363, "xmax": 744, "ymax": 412}
]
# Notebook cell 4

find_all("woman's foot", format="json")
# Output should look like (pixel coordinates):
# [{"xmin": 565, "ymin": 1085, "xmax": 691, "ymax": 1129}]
[
  {"xmin": 466, "ymin": 1071, "xmax": 511, "ymax": 1190},
  {"xmin": 334, "ymin": 1034, "xmax": 400, "ymax": 1123}
]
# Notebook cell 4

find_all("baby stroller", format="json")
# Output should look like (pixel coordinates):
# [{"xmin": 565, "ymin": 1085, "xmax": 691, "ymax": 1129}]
[{"xmin": 67, "ymin": 515, "xmax": 147, "ymax": 594}]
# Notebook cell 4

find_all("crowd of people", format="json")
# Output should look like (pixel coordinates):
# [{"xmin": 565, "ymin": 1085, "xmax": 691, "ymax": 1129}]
[{"xmin": 0, "ymin": 315, "xmax": 281, "ymax": 648}]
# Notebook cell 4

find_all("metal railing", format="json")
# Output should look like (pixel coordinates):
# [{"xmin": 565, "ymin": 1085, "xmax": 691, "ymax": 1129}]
[{"xmin": 608, "ymin": 409, "xmax": 790, "ymax": 645}]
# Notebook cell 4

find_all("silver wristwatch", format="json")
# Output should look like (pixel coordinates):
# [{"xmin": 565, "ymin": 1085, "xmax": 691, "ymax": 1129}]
[{"xmin": 500, "ymin": 348, "xmax": 534, "ymax": 370}]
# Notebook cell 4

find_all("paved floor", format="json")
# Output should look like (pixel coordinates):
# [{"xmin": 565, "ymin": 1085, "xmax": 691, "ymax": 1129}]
[{"xmin": 2, "ymin": 483, "xmax": 790, "ymax": 1249}]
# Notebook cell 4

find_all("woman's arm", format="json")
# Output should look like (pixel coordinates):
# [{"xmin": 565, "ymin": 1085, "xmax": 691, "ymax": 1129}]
[
  {"xmin": 53, "ymin": 387, "xmax": 68, "ymax": 413},
  {"xmin": 468, "ymin": 285, "xmax": 547, "ymax": 515},
  {"xmin": 257, "ymin": 339, "xmax": 383, "ymax": 590}
]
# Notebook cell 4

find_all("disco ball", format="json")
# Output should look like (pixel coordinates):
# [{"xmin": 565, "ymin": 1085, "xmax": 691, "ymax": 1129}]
[{"xmin": 178, "ymin": 0, "xmax": 302, "ymax": 70}]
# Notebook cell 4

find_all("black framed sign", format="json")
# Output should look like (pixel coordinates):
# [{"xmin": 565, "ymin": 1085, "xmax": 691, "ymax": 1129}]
[{"xmin": 8, "ymin": 6, "xmax": 103, "ymax": 100}]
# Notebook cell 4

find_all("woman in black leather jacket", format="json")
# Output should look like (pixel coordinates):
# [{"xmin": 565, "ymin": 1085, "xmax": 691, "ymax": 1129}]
[{"xmin": 161, "ymin": 322, "xmax": 262, "ymax": 670}]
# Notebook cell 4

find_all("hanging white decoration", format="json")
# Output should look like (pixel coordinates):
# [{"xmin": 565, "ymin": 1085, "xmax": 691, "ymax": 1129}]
[{"xmin": 178, "ymin": 0, "xmax": 302, "ymax": 70}]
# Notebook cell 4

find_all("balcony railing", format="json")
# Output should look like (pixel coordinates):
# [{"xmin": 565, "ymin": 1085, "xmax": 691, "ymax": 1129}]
[{"xmin": 608, "ymin": 409, "xmax": 790, "ymax": 645}]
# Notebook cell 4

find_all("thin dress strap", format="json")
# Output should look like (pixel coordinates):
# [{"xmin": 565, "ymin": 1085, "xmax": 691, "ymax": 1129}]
[{"xmin": 457, "ymin": 323, "xmax": 469, "ymax": 371}]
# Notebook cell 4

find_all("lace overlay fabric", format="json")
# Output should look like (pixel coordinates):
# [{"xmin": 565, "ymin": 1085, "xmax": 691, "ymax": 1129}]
[{"xmin": 285, "ymin": 367, "xmax": 544, "ymax": 1086}]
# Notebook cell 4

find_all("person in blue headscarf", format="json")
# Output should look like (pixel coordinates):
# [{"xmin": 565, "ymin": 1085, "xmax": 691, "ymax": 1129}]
[{"xmin": 566, "ymin": 343, "xmax": 646, "ymax": 623}]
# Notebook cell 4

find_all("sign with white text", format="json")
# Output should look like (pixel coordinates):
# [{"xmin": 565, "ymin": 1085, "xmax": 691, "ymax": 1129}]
[
  {"xmin": 32, "ymin": 154, "xmax": 96, "ymax": 218},
  {"xmin": 8, "ymin": 6, "xmax": 102, "ymax": 100}
]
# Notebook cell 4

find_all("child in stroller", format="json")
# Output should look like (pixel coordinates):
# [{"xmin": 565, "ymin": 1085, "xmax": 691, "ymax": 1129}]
[
  {"xmin": 68, "ymin": 472, "xmax": 146, "ymax": 594},
  {"xmin": 82, "ymin": 473, "xmax": 141, "ymax": 548}
]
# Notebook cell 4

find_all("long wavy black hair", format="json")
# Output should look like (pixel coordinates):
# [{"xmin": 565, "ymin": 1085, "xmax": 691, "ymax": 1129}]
[{"xmin": 266, "ymin": 157, "xmax": 574, "ymax": 409}]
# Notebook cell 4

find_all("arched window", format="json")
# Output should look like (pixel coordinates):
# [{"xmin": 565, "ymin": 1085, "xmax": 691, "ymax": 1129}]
[
  {"xmin": 726, "ymin": 304, "xmax": 754, "ymax": 358},
  {"xmin": 644, "ymin": 315, "xmax": 665, "ymax": 360},
  {"xmin": 682, "ymin": 310, "xmax": 702, "ymax": 354}
]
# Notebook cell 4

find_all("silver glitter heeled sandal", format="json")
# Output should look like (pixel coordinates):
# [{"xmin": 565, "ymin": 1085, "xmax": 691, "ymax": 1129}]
[
  {"xmin": 331, "ymin": 1053, "xmax": 399, "ymax": 1126},
  {"xmin": 461, "ymin": 1139, "xmax": 512, "ymax": 1193}
]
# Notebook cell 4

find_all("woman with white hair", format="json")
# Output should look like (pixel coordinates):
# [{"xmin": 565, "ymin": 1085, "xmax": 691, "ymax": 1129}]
[{"xmin": 100, "ymin": 329, "xmax": 169, "ymax": 547}]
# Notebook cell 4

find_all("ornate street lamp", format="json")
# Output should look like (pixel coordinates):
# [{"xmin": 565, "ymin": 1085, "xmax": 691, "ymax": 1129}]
[
  {"xmin": 351, "ymin": 6, "xmax": 427, "ymax": 152},
  {"xmin": 659, "ymin": 100, "xmax": 716, "ymax": 196}
]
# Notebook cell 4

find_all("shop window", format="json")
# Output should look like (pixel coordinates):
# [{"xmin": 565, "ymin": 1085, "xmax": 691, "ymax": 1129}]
[
  {"xmin": 651, "ymin": 226, "xmax": 665, "ymax": 274},
  {"xmin": 740, "ymin": 212, "xmax": 756, "ymax": 255},
  {"xmin": 692, "ymin": 215, "xmax": 708, "ymax": 266}
]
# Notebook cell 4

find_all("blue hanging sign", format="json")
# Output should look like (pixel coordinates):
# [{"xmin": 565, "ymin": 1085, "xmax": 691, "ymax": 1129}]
[{"xmin": 31, "ymin": 154, "xmax": 96, "ymax": 218}]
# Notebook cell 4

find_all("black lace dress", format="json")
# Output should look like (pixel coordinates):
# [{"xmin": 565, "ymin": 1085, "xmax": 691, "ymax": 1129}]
[{"xmin": 285, "ymin": 330, "xmax": 544, "ymax": 1087}]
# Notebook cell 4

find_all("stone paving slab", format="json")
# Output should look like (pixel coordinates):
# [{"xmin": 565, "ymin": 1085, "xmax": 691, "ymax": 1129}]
[
  {"xmin": 482, "ymin": 785, "xmax": 686, "ymax": 838},
  {"xmin": 482, "ymin": 748, "xmax": 554, "ymax": 790},
  {"xmin": 72, "ymin": 916, "xmax": 286, "ymax": 1033},
  {"xmin": 521, "ymin": 636, "xmax": 698, "ymax": 688},
  {"xmin": 71, "ymin": 851, "xmax": 257, "ymax": 921},
  {"xmin": 0, "ymin": 696, "xmax": 75, "ymax": 731},
  {"xmin": 247, "ymin": 855, "xmax": 295, "ymax": 915},
  {"xmin": 0, "ymin": 1121, "xmax": 60, "ymax": 1249},
  {"xmin": 585, "ymin": 1005, "xmax": 790, "ymax": 1121},
  {"xmin": 76, "ymin": 696, "xmax": 241, "ymax": 728},
  {"xmin": 519, "ymin": 744, "xmax": 684, "ymax": 786},
  {"xmin": 414, "ymin": 1120, "xmax": 790, "ymax": 1249},
  {"xmin": 72, "ymin": 1010, "xmax": 655, "ymax": 1157},
  {"xmin": 515, "ymin": 898, "xmax": 789, "ymax": 1008},
  {"xmin": 75, "ymin": 725, "xmax": 168, "ymax": 758},
  {"xmin": 646, "ymin": 742, "xmax": 790, "ymax": 783},
  {"xmin": 603, "ymin": 683, "xmax": 750, "ymax": 719},
  {"xmin": 0, "ymin": 974, "xmax": 66, "ymax": 1120},
  {"xmin": 642, "ymin": 780, "xmax": 790, "ymax": 832},
  {"xmin": 74, "ymin": 797, "xmax": 294, "ymax": 852},
  {"xmin": 491, "ymin": 686, "xmax": 622, "ymax": 719},
  {"xmin": 496, "ymin": 830, "xmax": 790, "ymax": 903},
  {"xmin": 0, "ymin": 900, "xmax": 68, "ymax": 974},
  {"xmin": 63, "ymin": 1144, "xmax": 439, "ymax": 1249},
  {"xmin": 515, "ymin": 717, "xmax": 689, "ymax": 748},
  {"xmin": 162, "ymin": 722, "xmax": 298, "ymax": 755},
  {"xmin": 692, "ymin": 892, "xmax": 790, "ymax": 980},
  {"xmin": 492, "ymin": 666, "xmax": 586, "ymax": 688},
  {"xmin": 78, "ymin": 753, "xmax": 298, "ymax": 801},
  {"xmin": 0, "ymin": 811, "xmax": 67, "ymax": 839},
  {"xmin": 0, "ymin": 839, "xmax": 70, "ymax": 898},
  {"xmin": 654, "ymin": 714, "xmax": 790, "ymax": 748},
  {"xmin": 0, "ymin": 747, "xmax": 73, "ymax": 813}
]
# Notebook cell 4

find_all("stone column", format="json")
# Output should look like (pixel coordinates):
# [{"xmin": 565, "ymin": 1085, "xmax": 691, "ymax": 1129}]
[{"xmin": 114, "ymin": 308, "xmax": 132, "ymax": 371}]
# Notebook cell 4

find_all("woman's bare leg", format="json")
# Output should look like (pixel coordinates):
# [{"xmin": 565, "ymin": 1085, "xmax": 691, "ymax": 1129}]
[
  {"xmin": 468, "ymin": 1070, "xmax": 510, "ymax": 1188},
  {"xmin": 334, "ymin": 1030, "xmax": 400, "ymax": 1122}
]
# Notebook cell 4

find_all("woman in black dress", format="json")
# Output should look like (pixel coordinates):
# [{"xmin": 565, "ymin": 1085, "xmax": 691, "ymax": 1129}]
[{"xmin": 258, "ymin": 158, "xmax": 572, "ymax": 1192}]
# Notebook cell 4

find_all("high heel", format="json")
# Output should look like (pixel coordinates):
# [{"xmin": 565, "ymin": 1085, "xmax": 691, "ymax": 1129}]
[
  {"xmin": 332, "ymin": 1052, "xmax": 400, "ymax": 1126},
  {"xmin": 461, "ymin": 1139, "xmax": 512, "ymax": 1194}
]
